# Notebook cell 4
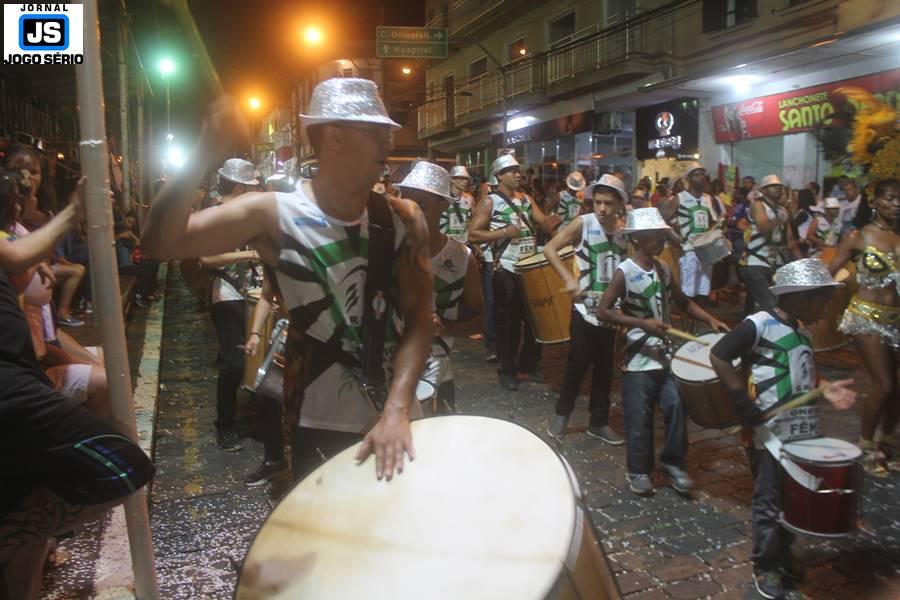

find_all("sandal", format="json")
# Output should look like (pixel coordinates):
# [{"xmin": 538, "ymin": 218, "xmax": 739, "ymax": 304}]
[
  {"xmin": 860, "ymin": 438, "xmax": 890, "ymax": 478},
  {"xmin": 880, "ymin": 434, "xmax": 900, "ymax": 473}
]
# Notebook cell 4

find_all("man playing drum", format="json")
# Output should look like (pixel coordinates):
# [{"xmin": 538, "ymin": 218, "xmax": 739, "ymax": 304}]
[
  {"xmin": 142, "ymin": 79, "xmax": 434, "ymax": 482},
  {"xmin": 658, "ymin": 162, "xmax": 715, "ymax": 306},
  {"xmin": 396, "ymin": 161, "xmax": 485, "ymax": 412},
  {"xmin": 469, "ymin": 154, "xmax": 560, "ymax": 391},
  {"xmin": 558, "ymin": 171, "xmax": 586, "ymax": 228},
  {"xmin": 596, "ymin": 208, "xmax": 727, "ymax": 497},
  {"xmin": 440, "ymin": 165, "xmax": 474, "ymax": 246},
  {"xmin": 545, "ymin": 174, "xmax": 628, "ymax": 444},
  {"xmin": 709, "ymin": 259, "xmax": 856, "ymax": 600}
]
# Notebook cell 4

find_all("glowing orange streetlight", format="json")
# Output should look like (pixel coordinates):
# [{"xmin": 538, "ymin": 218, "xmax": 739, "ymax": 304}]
[
  {"xmin": 303, "ymin": 26, "xmax": 324, "ymax": 46},
  {"xmin": 519, "ymin": 47, "xmax": 527, "ymax": 56},
  {"xmin": 248, "ymin": 96, "xmax": 262, "ymax": 111},
  {"xmin": 401, "ymin": 66, "xmax": 412, "ymax": 76}
]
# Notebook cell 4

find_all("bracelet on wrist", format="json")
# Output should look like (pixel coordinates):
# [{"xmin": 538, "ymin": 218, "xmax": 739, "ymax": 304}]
[{"xmin": 250, "ymin": 331, "xmax": 261, "ymax": 338}]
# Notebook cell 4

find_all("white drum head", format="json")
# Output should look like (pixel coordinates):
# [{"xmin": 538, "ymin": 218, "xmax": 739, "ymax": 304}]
[
  {"xmin": 239, "ymin": 416, "xmax": 577, "ymax": 600},
  {"xmin": 671, "ymin": 332, "xmax": 728, "ymax": 382},
  {"xmin": 782, "ymin": 437, "xmax": 862, "ymax": 464},
  {"xmin": 693, "ymin": 229, "xmax": 722, "ymax": 248},
  {"xmin": 415, "ymin": 379, "xmax": 436, "ymax": 402}
]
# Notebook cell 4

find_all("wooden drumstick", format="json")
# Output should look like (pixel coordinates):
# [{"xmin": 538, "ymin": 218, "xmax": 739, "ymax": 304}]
[
  {"xmin": 724, "ymin": 385, "xmax": 826, "ymax": 435},
  {"xmin": 672, "ymin": 354, "xmax": 716, "ymax": 371},
  {"xmin": 666, "ymin": 328, "xmax": 709, "ymax": 346}
]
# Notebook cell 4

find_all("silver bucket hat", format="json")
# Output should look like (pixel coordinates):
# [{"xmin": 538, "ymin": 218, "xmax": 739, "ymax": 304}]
[
  {"xmin": 450, "ymin": 165, "xmax": 472, "ymax": 180},
  {"xmin": 770, "ymin": 258, "xmax": 844, "ymax": 296},
  {"xmin": 299, "ymin": 78, "xmax": 401, "ymax": 133},
  {"xmin": 565, "ymin": 171, "xmax": 587, "ymax": 191},
  {"xmin": 683, "ymin": 161, "xmax": 706, "ymax": 178},
  {"xmin": 760, "ymin": 174, "xmax": 784, "ymax": 189},
  {"xmin": 488, "ymin": 175, "xmax": 498, "ymax": 187},
  {"xmin": 491, "ymin": 154, "xmax": 520, "ymax": 176},
  {"xmin": 396, "ymin": 161, "xmax": 454, "ymax": 202},
  {"xmin": 584, "ymin": 174, "xmax": 628, "ymax": 205},
  {"xmin": 218, "ymin": 158, "xmax": 259, "ymax": 185},
  {"xmin": 621, "ymin": 207, "xmax": 672, "ymax": 234}
]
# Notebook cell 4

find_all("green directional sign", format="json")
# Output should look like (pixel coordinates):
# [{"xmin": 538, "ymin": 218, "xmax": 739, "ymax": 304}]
[{"xmin": 376, "ymin": 26, "xmax": 448, "ymax": 59}]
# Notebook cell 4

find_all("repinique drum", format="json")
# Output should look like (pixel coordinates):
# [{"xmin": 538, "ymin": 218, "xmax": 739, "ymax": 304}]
[
  {"xmin": 780, "ymin": 437, "xmax": 862, "ymax": 537},
  {"xmin": 515, "ymin": 246, "xmax": 577, "ymax": 344},
  {"xmin": 692, "ymin": 229, "xmax": 731, "ymax": 266},
  {"xmin": 237, "ymin": 416, "xmax": 622, "ymax": 600},
  {"xmin": 807, "ymin": 282, "xmax": 850, "ymax": 352},
  {"xmin": 671, "ymin": 332, "xmax": 741, "ymax": 429},
  {"xmin": 243, "ymin": 288, "xmax": 278, "ymax": 391}
]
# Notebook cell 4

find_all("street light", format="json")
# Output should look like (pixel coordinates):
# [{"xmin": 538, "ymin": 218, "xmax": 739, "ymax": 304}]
[
  {"xmin": 401, "ymin": 66, "xmax": 412, "ymax": 76},
  {"xmin": 248, "ymin": 97, "xmax": 262, "ymax": 111},
  {"xmin": 303, "ymin": 26, "xmax": 324, "ymax": 46},
  {"xmin": 158, "ymin": 57, "xmax": 176, "ymax": 140}
]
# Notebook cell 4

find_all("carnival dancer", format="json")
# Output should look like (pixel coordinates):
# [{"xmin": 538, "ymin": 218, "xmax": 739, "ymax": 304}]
[
  {"xmin": 659, "ymin": 162, "xmax": 715, "ymax": 306},
  {"xmin": 827, "ymin": 178, "xmax": 900, "ymax": 476},
  {"xmin": 710, "ymin": 259, "xmax": 856, "ymax": 600},
  {"xmin": 558, "ymin": 171, "xmax": 586, "ymax": 228},
  {"xmin": 143, "ymin": 79, "xmax": 434, "ymax": 481},
  {"xmin": 397, "ymin": 161, "xmax": 485, "ymax": 411},
  {"xmin": 469, "ymin": 154, "xmax": 559, "ymax": 391},
  {"xmin": 738, "ymin": 174, "xmax": 802, "ymax": 313},
  {"xmin": 806, "ymin": 197, "xmax": 843, "ymax": 258},
  {"xmin": 596, "ymin": 208, "xmax": 728, "ymax": 496},
  {"xmin": 546, "ymin": 174, "xmax": 628, "ymax": 443},
  {"xmin": 200, "ymin": 158, "xmax": 261, "ymax": 452}
]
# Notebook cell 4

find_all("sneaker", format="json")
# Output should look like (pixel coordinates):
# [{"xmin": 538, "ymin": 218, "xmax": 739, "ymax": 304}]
[
  {"xmin": 752, "ymin": 569, "xmax": 785, "ymax": 599},
  {"xmin": 626, "ymin": 473, "xmax": 654, "ymax": 496},
  {"xmin": 485, "ymin": 349, "xmax": 498, "ymax": 363},
  {"xmin": 57, "ymin": 315, "xmax": 85, "ymax": 327},
  {"xmin": 83, "ymin": 301, "xmax": 93, "ymax": 314},
  {"xmin": 548, "ymin": 415, "xmax": 569, "ymax": 439},
  {"xmin": 243, "ymin": 460, "xmax": 289, "ymax": 487},
  {"xmin": 661, "ymin": 463, "xmax": 694, "ymax": 494},
  {"xmin": 216, "ymin": 428, "xmax": 243, "ymax": 452},
  {"xmin": 499, "ymin": 373, "xmax": 518, "ymax": 391},
  {"xmin": 587, "ymin": 425, "xmax": 624, "ymax": 446},
  {"xmin": 527, "ymin": 371, "xmax": 546, "ymax": 385}
]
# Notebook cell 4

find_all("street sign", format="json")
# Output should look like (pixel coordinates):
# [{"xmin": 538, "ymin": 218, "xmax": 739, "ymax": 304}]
[{"xmin": 376, "ymin": 26, "xmax": 448, "ymax": 59}]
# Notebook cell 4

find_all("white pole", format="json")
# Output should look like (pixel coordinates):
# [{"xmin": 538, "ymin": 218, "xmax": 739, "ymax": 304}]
[
  {"xmin": 118, "ymin": 17, "xmax": 130, "ymax": 215},
  {"xmin": 77, "ymin": 1, "xmax": 159, "ymax": 597}
]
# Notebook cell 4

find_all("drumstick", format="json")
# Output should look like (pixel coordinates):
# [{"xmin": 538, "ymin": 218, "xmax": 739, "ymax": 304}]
[
  {"xmin": 666, "ymin": 328, "xmax": 709, "ymax": 346},
  {"xmin": 724, "ymin": 385, "xmax": 826, "ymax": 435},
  {"xmin": 671, "ymin": 354, "xmax": 716, "ymax": 371}
]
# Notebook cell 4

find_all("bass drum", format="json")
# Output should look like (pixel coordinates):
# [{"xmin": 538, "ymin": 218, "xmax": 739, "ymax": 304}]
[
  {"xmin": 515, "ymin": 246, "xmax": 577, "ymax": 344},
  {"xmin": 237, "ymin": 416, "xmax": 622, "ymax": 600}
]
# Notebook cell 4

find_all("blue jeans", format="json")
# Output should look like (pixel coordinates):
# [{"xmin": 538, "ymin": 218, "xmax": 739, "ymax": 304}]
[
  {"xmin": 481, "ymin": 261, "xmax": 496, "ymax": 350},
  {"xmin": 622, "ymin": 370, "xmax": 687, "ymax": 475}
]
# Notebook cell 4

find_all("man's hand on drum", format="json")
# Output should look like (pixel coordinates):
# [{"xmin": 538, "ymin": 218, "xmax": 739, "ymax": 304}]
[
  {"xmin": 823, "ymin": 378, "xmax": 856, "ymax": 410},
  {"xmin": 641, "ymin": 318, "xmax": 671, "ymax": 337},
  {"xmin": 432, "ymin": 314, "xmax": 445, "ymax": 336},
  {"xmin": 707, "ymin": 317, "xmax": 730, "ymax": 333},
  {"xmin": 356, "ymin": 404, "xmax": 415, "ymax": 481},
  {"xmin": 560, "ymin": 276, "xmax": 580, "ymax": 299}
]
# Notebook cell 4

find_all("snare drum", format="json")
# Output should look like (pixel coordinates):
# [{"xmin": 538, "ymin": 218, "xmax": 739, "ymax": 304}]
[
  {"xmin": 515, "ymin": 246, "xmax": 576, "ymax": 344},
  {"xmin": 237, "ymin": 416, "xmax": 622, "ymax": 599},
  {"xmin": 780, "ymin": 437, "xmax": 862, "ymax": 537},
  {"xmin": 671, "ymin": 332, "xmax": 741, "ymax": 429},
  {"xmin": 692, "ymin": 229, "xmax": 731, "ymax": 266}
]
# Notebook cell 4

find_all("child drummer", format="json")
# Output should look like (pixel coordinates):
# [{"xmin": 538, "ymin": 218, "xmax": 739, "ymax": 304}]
[
  {"xmin": 545, "ymin": 174, "xmax": 629, "ymax": 444},
  {"xmin": 396, "ymin": 161, "xmax": 485, "ymax": 411},
  {"xmin": 596, "ymin": 207, "xmax": 728, "ymax": 496},
  {"xmin": 709, "ymin": 259, "xmax": 856, "ymax": 600}
]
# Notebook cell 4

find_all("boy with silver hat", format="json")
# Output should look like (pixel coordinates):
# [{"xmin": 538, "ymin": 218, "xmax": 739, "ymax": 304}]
[
  {"xmin": 710, "ymin": 259, "xmax": 856, "ymax": 600},
  {"xmin": 142, "ymin": 78, "xmax": 435, "ymax": 482},
  {"xmin": 596, "ymin": 208, "xmax": 727, "ymax": 497},
  {"xmin": 440, "ymin": 165, "xmax": 474, "ymax": 246},
  {"xmin": 558, "ymin": 171, "xmax": 587, "ymax": 227},
  {"xmin": 469, "ymin": 153, "xmax": 559, "ymax": 390},
  {"xmin": 738, "ymin": 173, "xmax": 802, "ymax": 314},
  {"xmin": 658, "ymin": 161, "xmax": 715, "ymax": 306},
  {"xmin": 397, "ymin": 161, "xmax": 485, "ymax": 411},
  {"xmin": 805, "ymin": 197, "xmax": 842, "ymax": 258},
  {"xmin": 201, "ymin": 157, "xmax": 262, "ymax": 452},
  {"xmin": 544, "ymin": 174, "xmax": 628, "ymax": 444}
]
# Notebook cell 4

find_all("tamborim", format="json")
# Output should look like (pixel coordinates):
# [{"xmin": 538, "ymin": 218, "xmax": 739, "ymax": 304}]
[
  {"xmin": 671, "ymin": 332, "xmax": 741, "ymax": 429},
  {"xmin": 515, "ymin": 246, "xmax": 576, "ymax": 344},
  {"xmin": 692, "ymin": 229, "xmax": 731, "ymax": 266},
  {"xmin": 237, "ymin": 416, "xmax": 621, "ymax": 599}
]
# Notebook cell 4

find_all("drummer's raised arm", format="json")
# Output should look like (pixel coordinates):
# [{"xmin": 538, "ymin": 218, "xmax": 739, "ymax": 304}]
[{"xmin": 543, "ymin": 216, "xmax": 582, "ymax": 295}]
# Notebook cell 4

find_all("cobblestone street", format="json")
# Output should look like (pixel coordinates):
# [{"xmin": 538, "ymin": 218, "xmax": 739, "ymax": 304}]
[{"xmin": 44, "ymin": 273, "xmax": 900, "ymax": 599}]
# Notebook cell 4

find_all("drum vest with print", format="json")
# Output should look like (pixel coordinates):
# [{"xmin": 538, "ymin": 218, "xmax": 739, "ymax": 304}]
[
  {"xmin": 575, "ymin": 213, "xmax": 628, "ymax": 327},
  {"xmin": 273, "ymin": 189, "xmax": 405, "ymax": 433},
  {"xmin": 809, "ymin": 214, "xmax": 841, "ymax": 257},
  {"xmin": 490, "ymin": 192, "xmax": 536, "ymax": 273},
  {"xmin": 676, "ymin": 191, "xmax": 713, "ymax": 251},
  {"xmin": 557, "ymin": 190, "xmax": 582, "ymax": 226},
  {"xmin": 744, "ymin": 201, "xmax": 787, "ymax": 269},
  {"xmin": 618, "ymin": 258, "xmax": 672, "ymax": 372},
  {"xmin": 422, "ymin": 239, "xmax": 471, "ymax": 387},
  {"xmin": 439, "ymin": 193, "xmax": 473, "ymax": 244},
  {"xmin": 745, "ymin": 311, "xmax": 819, "ymax": 442}
]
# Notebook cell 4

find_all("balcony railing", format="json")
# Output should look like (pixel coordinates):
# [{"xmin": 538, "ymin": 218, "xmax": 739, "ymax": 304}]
[
  {"xmin": 0, "ymin": 95, "xmax": 57, "ymax": 144},
  {"xmin": 425, "ymin": 0, "xmax": 509, "ymax": 37},
  {"xmin": 417, "ymin": 95, "xmax": 451, "ymax": 136},
  {"xmin": 454, "ymin": 59, "xmax": 543, "ymax": 120},
  {"xmin": 547, "ymin": 11, "xmax": 646, "ymax": 86}
]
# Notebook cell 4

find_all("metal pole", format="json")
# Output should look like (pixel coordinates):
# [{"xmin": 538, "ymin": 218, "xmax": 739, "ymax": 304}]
[
  {"xmin": 118, "ymin": 18, "xmax": 130, "ymax": 215},
  {"xmin": 501, "ymin": 73, "xmax": 507, "ymax": 152},
  {"xmin": 137, "ymin": 79, "xmax": 145, "ymax": 231},
  {"xmin": 165, "ymin": 79, "xmax": 170, "ymax": 136},
  {"xmin": 76, "ymin": 1, "xmax": 159, "ymax": 598}
]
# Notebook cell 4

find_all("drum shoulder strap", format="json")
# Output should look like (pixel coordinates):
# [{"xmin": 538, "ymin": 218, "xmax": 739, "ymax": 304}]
[
  {"xmin": 496, "ymin": 191, "xmax": 536, "ymax": 237},
  {"xmin": 361, "ymin": 191, "xmax": 396, "ymax": 409}
]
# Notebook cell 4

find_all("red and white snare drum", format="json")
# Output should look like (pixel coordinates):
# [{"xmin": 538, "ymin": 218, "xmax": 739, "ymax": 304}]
[
  {"xmin": 237, "ymin": 416, "xmax": 622, "ymax": 599},
  {"xmin": 780, "ymin": 437, "xmax": 862, "ymax": 537}
]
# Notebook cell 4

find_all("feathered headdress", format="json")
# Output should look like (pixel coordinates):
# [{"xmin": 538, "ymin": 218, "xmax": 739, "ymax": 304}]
[{"xmin": 833, "ymin": 86, "xmax": 899, "ymax": 181}]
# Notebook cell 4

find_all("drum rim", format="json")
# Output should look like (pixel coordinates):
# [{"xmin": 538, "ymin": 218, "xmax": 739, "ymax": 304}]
[
  {"xmin": 515, "ymin": 248, "xmax": 574, "ymax": 269},
  {"xmin": 236, "ymin": 415, "xmax": 588, "ymax": 597},
  {"xmin": 781, "ymin": 437, "xmax": 862, "ymax": 464},
  {"xmin": 778, "ymin": 513, "xmax": 857, "ymax": 538},
  {"xmin": 670, "ymin": 332, "xmax": 737, "ymax": 380},
  {"xmin": 692, "ymin": 229, "xmax": 724, "ymax": 247}
]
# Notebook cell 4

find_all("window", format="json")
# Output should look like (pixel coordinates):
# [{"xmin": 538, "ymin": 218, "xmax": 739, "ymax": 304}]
[
  {"xmin": 470, "ymin": 56, "xmax": 488, "ymax": 78},
  {"xmin": 507, "ymin": 38, "xmax": 527, "ymax": 63},
  {"xmin": 342, "ymin": 68, "xmax": 353, "ymax": 77},
  {"xmin": 549, "ymin": 11, "xmax": 576, "ymax": 46},
  {"xmin": 702, "ymin": 0, "xmax": 757, "ymax": 32}
]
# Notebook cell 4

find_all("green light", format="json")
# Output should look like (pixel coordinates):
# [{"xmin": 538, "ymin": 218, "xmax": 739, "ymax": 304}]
[{"xmin": 159, "ymin": 57, "xmax": 176, "ymax": 76}]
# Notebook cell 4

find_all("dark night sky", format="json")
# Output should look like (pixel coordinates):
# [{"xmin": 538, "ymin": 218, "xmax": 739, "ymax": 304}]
[{"xmin": 131, "ymin": 0, "xmax": 424, "ymax": 140}]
